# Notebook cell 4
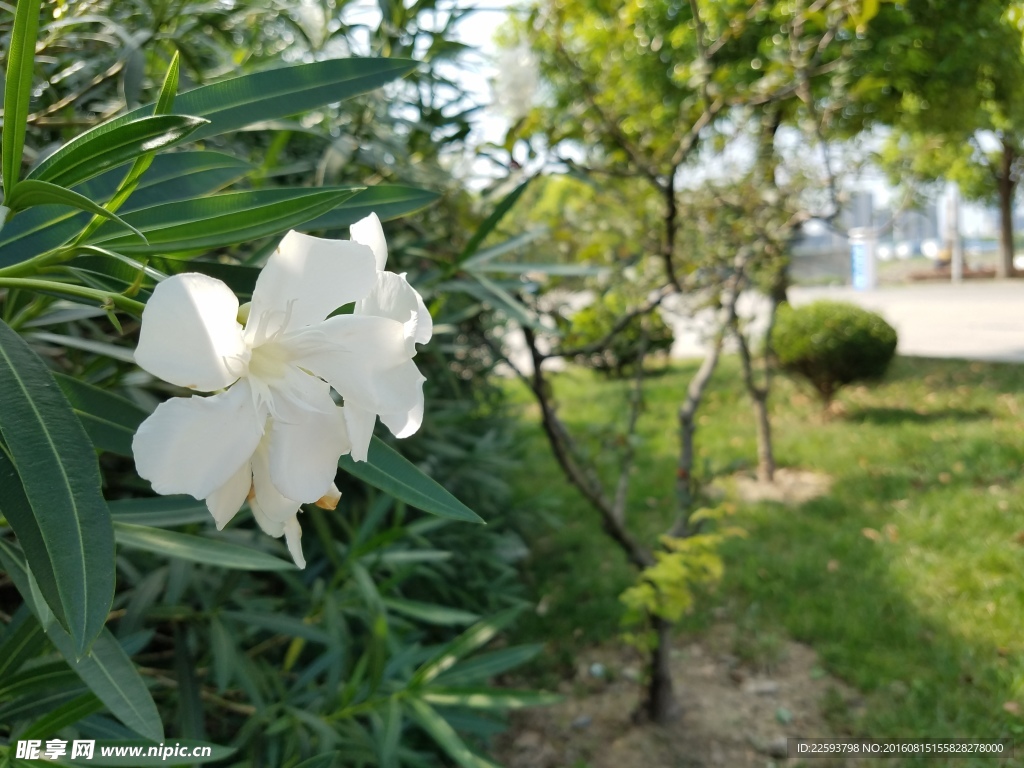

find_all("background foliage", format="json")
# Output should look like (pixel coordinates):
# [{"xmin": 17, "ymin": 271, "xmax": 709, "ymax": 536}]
[{"xmin": 0, "ymin": 1, "xmax": 548, "ymax": 766}]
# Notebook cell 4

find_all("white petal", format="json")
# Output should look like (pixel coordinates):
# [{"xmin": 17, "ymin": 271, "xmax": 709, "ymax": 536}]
[
  {"xmin": 296, "ymin": 315, "xmax": 423, "ymax": 414},
  {"xmin": 380, "ymin": 392, "xmax": 424, "ymax": 439},
  {"xmin": 248, "ymin": 230, "xmax": 377, "ymax": 333},
  {"xmin": 350, "ymin": 213, "xmax": 388, "ymax": 271},
  {"xmin": 343, "ymin": 406, "xmax": 377, "ymax": 462},
  {"xmin": 249, "ymin": 437, "xmax": 306, "ymax": 566},
  {"xmin": 251, "ymin": 437, "xmax": 303, "ymax": 523},
  {"xmin": 355, "ymin": 272, "xmax": 433, "ymax": 346},
  {"xmin": 135, "ymin": 273, "xmax": 247, "ymax": 391},
  {"xmin": 132, "ymin": 381, "xmax": 263, "ymax": 500},
  {"xmin": 283, "ymin": 516, "xmax": 306, "ymax": 570},
  {"xmin": 249, "ymin": 497, "xmax": 285, "ymax": 538},
  {"xmin": 267, "ymin": 390, "xmax": 350, "ymax": 502},
  {"xmin": 206, "ymin": 459, "xmax": 252, "ymax": 529}
]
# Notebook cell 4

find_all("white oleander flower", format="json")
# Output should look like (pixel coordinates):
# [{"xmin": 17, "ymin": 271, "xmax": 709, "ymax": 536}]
[
  {"xmin": 346, "ymin": 213, "xmax": 433, "ymax": 459},
  {"xmin": 132, "ymin": 218, "xmax": 429, "ymax": 567}
]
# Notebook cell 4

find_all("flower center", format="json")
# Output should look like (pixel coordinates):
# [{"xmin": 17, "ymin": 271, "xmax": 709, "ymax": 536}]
[{"xmin": 248, "ymin": 340, "xmax": 291, "ymax": 384}]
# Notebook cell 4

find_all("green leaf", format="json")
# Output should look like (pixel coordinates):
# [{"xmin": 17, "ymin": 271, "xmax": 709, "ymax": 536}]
[
  {"xmin": 338, "ymin": 437, "xmax": 483, "ymax": 524},
  {"xmin": 0, "ymin": 540, "xmax": 164, "ymax": 742},
  {"xmin": 434, "ymin": 645, "xmax": 544, "ymax": 687},
  {"xmin": 114, "ymin": 523, "xmax": 296, "ymax": 571},
  {"xmin": 457, "ymin": 178, "xmax": 533, "ymax": 263},
  {"xmin": 0, "ymin": 206, "xmax": 85, "ymax": 268},
  {"xmin": 53, "ymin": 373, "xmax": 149, "ymax": 457},
  {"xmin": 0, "ymin": 660, "xmax": 80, "ymax": 701},
  {"xmin": 304, "ymin": 185, "xmax": 440, "ymax": 230},
  {"xmin": 220, "ymin": 610, "xmax": 331, "ymax": 643},
  {"xmin": 53, "ymin": 629, "xmax": 164, "ymax": 742},
  {"xmin": 21, "ymin": 693, "xmax": 104, "ymax": 739},
  {"xmin": 0, "ymin": 153, "xmax": 252, "ymax": 269},
  {"xmin": 461, "ymin": 229, "xmax": 546, "ymax": 269},
  {"xmin": 154, "ymin": 51, "xmax": 180, "ymax": 116},
  {"xmin": 0, "ymin": 613, "xmax": 46, "ymax": 681},
  {"xmin": 411, "ymin": 608, "xmax": 522, "ymax": 687},
  {"xmin": 4, "ymin": 180, "xmax": 145, "ymax": 241},
  {"xmin": 87, "ymin": 187, "xmax": 361, "ymax": 255},
  {"xmin": 0, "ymin": 319, "xmax": 115, "ymax": 655},
  {"xmin": 377, "ymin": 697, "xmax": 401, "ymax": 768},
  {"xmin": 383, "ymin": 598, "xmax": 479, "ymax": 627},
  {"xmin": 469, "ymin": 273, "xmax": 541, "ymax": 329},
  {"xmin": 2, "ymin": 0, "xmax": 41, "ymax": 193},
  {"xmin": 85, "ymin": 151, "xmax": 254, "ymax": 214},
  {"xmin": 421, "ymin": 687, "xmax": 561, "ymax": 710},
  {"xmin": 293, "ymin": 755, "xmax": 339, "ymax": 768},
  {"xmin": 27, "ymin": 114, "xmax": 208, "ymax": 190},
  {"xmin": 405, "ymin": 699, "xmax": 501, "ymax": 768},
  {"xmin": 108, "ymin": 496, "xmax": 209, "ymax": 527},
  {"xmin": 469, "ymin": 260, "xmax": 605, "ymax": 277},
  {"xmin": 123, "ymin": 58, "xmax": 418, "ymax": 142},
  {"xmin": 74, "ymin": 53, "xmax": 184, "ymax": 244}
]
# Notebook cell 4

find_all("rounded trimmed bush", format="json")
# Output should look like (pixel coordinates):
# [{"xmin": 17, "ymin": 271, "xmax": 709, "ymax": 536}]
[{"xmin": 771, "ymin": 300, "xmax": 897, "ymax": 403}]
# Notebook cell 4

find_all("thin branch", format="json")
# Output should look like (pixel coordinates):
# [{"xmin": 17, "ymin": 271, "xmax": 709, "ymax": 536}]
[
  {"xmin": 612, "ymin": 323, "xmax": 650, "ymax": 525},
  {"xmin": 519, "ymin": 325, "xmax": 654, "ymax": 570},
  {"xmin": 550, "ymin": 284, "xmax": 675, "ymax": 360}
]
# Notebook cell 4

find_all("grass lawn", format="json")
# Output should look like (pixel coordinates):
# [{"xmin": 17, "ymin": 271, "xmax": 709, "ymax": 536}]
[{"xmin": 503, "ymin": 355, "xmax": 1024, "ymax": 765}]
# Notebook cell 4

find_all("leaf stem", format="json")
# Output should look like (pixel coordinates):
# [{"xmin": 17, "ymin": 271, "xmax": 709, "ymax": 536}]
[
  {"xmin": 0, "ymin": 248, "xmax": 71, "ymax": 278},
  {"xmin": 0, "ymin": 277, "xmax": 145, "ymax": 316}
]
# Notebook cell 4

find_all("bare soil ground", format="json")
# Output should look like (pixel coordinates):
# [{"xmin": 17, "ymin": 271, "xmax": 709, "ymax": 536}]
[
  {"xmin": 494, "ymin": 470, "xmax": 850, "ymax": 768},
  {"xmin": 493, "ymin": 623, "xmax": 863, "ymax": 768}
]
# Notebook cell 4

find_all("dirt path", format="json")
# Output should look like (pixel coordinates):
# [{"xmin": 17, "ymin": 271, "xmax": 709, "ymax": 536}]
[{"xmin": 494, "ymin": 623, "xmax": 862, "ymax": 768}]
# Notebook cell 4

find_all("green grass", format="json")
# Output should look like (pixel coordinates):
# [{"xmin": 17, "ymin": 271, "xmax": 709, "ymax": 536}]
[{"xmin": 503, "ymin": 356, "xmax": 1024, "ymax": 766}]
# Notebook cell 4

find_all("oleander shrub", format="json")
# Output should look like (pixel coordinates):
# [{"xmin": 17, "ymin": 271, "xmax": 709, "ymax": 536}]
[
  {"xmin": 563, "ymin": 292, "xmax": 674, "ymax": 377},
  {"xmin": 771, "ymin": 300, "xmax": 898, "ymax": 404}
]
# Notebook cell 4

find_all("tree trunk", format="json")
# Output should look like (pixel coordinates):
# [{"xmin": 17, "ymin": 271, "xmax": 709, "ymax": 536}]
[
  {"xmin": 643, "ymin": 616, "xmax": 676, "ymax": 724},
  {"xmin": 997, "ymin": 138, "xmax": 1016, "ymax": 279},
  {"xmin": 752, "ymin": 390, "xmax": 775, "ymax": 482}
]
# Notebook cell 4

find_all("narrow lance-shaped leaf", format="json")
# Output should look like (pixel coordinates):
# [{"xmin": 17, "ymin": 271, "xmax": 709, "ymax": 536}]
[
  {"xmin": 26, "ymin": 114, "xmax": 208, "ymax": 190},
  {"xmin": 121, "ymin": 57, "xmax": 418, "ymax": 141},
  {"xmin": 457, "ymin": 177, "xmax": 533, "ymax": 264},
  {"xmin": 433, "ymin": 644, "xmax": 545, "ymax": 687},
  {"xmin": 53, "ymin": 372, "xmax": 149, "ymax": 457},
  {"xmin": 75, "ymin": 52, "xmax": 183, "ymax": 244},
  {"xmin": 0, "ymin": 540, "xmax": 164, "ymax": 742},
  {"xmin": 304, "ymin": 185, "xmax": 440, "ymax": 231},
  {"xmin": 0, "ymin": 448, "xmax": 67, "ymax": 630},
  {"xmin": 2, "ymin": 0, "xmax": 42, "ymax": 193},
  {"xmin": 0, "ymin": 152, "xmax": 253, "ymax": 270},
  {"xmin": 405, "ymin": 698, "xmax": 501, "ymax": 768},
  {"xmin": 114, "ymin": 523, "xmax": 296, "ymax": 572},
  {"xmin": 383, "ymin": 597, "xmax": 479, "ymax": 626},
  {"xmin": 4, "ymin": 179, "xmax": 146, "ymax": 242},
  {"xmin": 421, "ymin": 687, "xmax": 561, "ymax": 710},
  {"xmin": 0, "ymin": 318, "xmax": 115, "ymax": 655},
  {"xmin": 0, "ymin": 610, "xmax": 47, "ymax": 681},
  {"xmin": 338, "ymin": 436, "xmax": 483, "ymax": 524},
  {"xmin": 87, "ymin": 187, "xmax": 361, "ymax": 255},
  {"xmin": 411, "ymin": 607, "xmax": 522, "ymax": 686}
]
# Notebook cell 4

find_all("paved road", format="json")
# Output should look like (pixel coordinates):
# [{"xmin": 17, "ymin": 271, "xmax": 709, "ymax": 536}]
[
  {"xmin": 789, "ymin": 282, "xmax": 1024, "ymax": 364},
  {"xmin": 663, "ymin": 281, "xmax": 1024, "ymax": 364},
  {"xmin": 505, "ymin": 281, "xmax": 1024, "ymax": 373}
]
